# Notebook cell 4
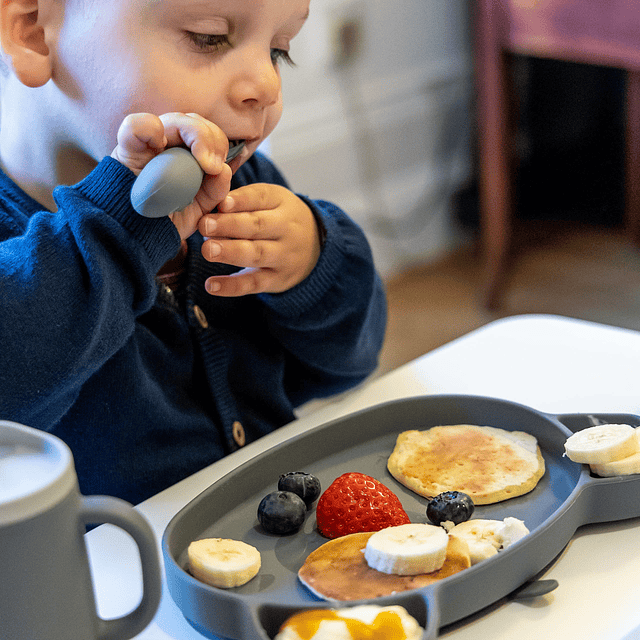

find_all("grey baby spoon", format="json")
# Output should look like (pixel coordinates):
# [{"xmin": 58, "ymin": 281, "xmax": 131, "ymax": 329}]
[{"xmin": 131, "ymin": 141, "xmax": 245, "ymax": 218}]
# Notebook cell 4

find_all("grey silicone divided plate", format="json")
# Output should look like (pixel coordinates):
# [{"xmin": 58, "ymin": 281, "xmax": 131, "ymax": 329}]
[{"xmin": 162, "ymin": 394, "xmax": 640, "ymax": 640}]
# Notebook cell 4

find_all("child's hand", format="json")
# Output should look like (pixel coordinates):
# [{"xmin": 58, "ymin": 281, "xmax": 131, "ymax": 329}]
[
  {"xmin": 111, "ymin": 113, "xmax": 232, "ymax": 240},
  {"xmin": 198, "ymin": 184, "xmax": 322, "ymax": 296}
]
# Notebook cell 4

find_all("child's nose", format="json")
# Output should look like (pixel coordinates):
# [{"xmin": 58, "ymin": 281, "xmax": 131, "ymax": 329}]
[{"xmin": 230, "ymin": 52, "xmax": 280, "ymax": 109}]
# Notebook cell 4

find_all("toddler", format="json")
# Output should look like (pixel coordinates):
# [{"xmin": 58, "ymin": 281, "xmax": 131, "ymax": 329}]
[{"xmin": 0, "ymin": 0, "xmax": 386, "ymax": 504}]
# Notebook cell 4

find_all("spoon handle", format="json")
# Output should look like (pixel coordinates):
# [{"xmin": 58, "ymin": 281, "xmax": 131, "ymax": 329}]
[{"xmin": 131, "ymin": 142, "xmax": 245, "ymax": 218}]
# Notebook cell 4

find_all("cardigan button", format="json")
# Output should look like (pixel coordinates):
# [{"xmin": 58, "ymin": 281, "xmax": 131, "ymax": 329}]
[
  {"xmin": 232, "ymin": 421, "xmax": 246, "ymax": 447},
  {"xmin": 193, "ymin": 304, "xmax": 209, "ymax": 329}
]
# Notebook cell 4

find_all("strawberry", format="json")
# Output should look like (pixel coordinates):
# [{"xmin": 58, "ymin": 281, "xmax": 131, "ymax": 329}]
[{"xmin": 315, "ymin": 472, "xmax": 411, "ymax": 539}]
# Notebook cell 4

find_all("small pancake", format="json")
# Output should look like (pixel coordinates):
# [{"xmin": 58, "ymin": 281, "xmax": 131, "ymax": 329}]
[
  {"xmin": 298, "ymin": 531, "xmax": 470, "ymax": 601},
  {"xmin": 387, "ymin": 424, "xmax": 545, "ymax": 505}
]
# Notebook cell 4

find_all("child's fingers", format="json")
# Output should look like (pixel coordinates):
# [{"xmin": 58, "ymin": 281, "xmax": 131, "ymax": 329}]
[
  {"xmin": 111, "ymin": 114, "xmax": 167, "ymax": 173},
  {"xmin": 115, "ymin": 113, "xmax": 167, "ymax": 153},
  {"xmin": 194, "ymin": 165, "xmax": 233, "ymax": 213},
  {"xmin": 198, "ymin": 209, "xmax": 284, "ymax": 242},
  {"xmin": 113, "ymin": 112, "xmax": 228, "ymax": 175},
  {"xmin": 201, "ymin": 237, "xmax": 281, "ymax": 268},
  {"xmin": 158, "ymin": 112, "xmax": 227, "ymax": 175},
  {"xmin": 217, "ymin": 183, "xmax": 278, "ymax": 213},
  {"xmin": 169, "ymin": 165, "xmax": 232, "ymax": 240},
  {"xmin": 204, "ymin": 268, "xmax": 282, "ymax": 297},
  {"xmin": 198, "ymin": 184, "xmax": 293, "ymax": 241},
  {"xmin": 197, "ymin": 183, "xmax": 321, "ymax": 293}
]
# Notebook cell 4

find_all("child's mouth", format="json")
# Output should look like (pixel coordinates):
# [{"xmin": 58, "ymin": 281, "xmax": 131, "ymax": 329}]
[{"xmin": 226, "ymin": 140, "xmax": 245, "ymax": 162}]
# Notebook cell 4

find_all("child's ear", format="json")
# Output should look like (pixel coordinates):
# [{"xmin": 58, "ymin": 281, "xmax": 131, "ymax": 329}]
[{"xmin": 0, "ymin": 0, "xmax": 53, "ymax": 87}]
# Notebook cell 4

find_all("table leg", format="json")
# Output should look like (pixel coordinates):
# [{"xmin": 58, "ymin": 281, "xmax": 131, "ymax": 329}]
[
  {"xmin": 625, "ymin": 69, "xmax": 640, "ymax": 245},
  {"xmin": 476, "ymin": 1, "xmax": 514, "ymax": 309}
]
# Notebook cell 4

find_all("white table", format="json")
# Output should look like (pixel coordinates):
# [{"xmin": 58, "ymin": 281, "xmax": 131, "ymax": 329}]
[{"xmin": 86, "ymin": 314, "xmax": 640, "ymax": 640}]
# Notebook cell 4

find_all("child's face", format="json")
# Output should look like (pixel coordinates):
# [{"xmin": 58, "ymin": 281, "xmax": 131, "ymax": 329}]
[{"xmin": 51, "ymin": 0, "xmax": 309, "ymax": 168}]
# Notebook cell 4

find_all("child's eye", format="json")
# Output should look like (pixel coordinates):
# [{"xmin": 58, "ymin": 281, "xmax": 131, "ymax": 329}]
[
  {"xmin": 186, "ymin": 32, "xmax": 229, "ymax": 53},
  {"xmin": 185, "ymin": 32, "xmax": 294, "ymax": 67},
  {"xmin": 271, "ymin": 49, "xmax": 295, "ymax": 67}
]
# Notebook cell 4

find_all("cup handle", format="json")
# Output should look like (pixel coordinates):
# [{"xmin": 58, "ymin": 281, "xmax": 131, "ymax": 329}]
[{"xmin": 80, "ymin": 496, "xmax": 162, "ymax": 640}]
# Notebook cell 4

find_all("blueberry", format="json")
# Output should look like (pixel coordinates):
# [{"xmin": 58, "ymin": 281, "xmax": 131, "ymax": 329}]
[
  {"xmin": 278, "ymin": 471, "xmax": 321, "ymax": 508},
  {"xmin": 426, "ymin": 491, "xmax": 475, "ymax": 526},
  {"xmin": 257, "ymin": 491, "xmax": 306, "ymax": 535}
]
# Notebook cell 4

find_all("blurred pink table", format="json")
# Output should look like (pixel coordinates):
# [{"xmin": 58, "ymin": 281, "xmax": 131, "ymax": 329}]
[{"xmin": 476, "ymin": 0, "xmax": 640, "ymax": 308}]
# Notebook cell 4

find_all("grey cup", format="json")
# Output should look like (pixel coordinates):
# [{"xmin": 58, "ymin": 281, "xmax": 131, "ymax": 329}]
[{"xmin": 0, "ymin": 421, "xmax": 162, "ymax": 640}]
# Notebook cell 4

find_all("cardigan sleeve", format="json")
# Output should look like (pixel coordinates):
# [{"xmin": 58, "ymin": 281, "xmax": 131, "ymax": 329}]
[
  {"xmin": 258, "ymin": 198, "xmax": 387, "ymax": 403},
  {"xmin": 0, "ymin": 158, "xmax": 181, "ymax": 426},
  {"xmin": 232, "ymin": 153, "xmax": 387, "ymax": 404}
]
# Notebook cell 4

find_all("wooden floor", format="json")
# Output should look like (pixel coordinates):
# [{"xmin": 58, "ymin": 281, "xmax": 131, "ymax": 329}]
[{"xmin": 377, "ymin": 221, "xmax": 640, "ymax": 375}]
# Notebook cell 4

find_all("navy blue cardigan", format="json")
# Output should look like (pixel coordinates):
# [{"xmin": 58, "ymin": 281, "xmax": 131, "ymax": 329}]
[{"xmin": 0, "ymin": 153, "xmax": 386, "ymax": 504}]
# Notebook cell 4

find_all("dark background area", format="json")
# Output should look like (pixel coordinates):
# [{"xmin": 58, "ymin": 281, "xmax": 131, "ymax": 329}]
[{"xmin": 457, "ymin": 56, "xmax": 627, "ymax": 229}]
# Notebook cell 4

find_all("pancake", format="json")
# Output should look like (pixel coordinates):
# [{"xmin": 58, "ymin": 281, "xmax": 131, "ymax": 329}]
[
  {"xmin": 298, "ymin": 531, "xmax": 470, "ymax": 601},
  {"xmin": 387, "ymin": 425, "xmax": 545, "ymax": 505}
]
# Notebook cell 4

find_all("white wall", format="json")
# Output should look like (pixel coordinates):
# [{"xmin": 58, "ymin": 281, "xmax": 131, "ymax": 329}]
[{"xmin": 269, "ymin": 0, "xmax": 474, "ymax": 278}]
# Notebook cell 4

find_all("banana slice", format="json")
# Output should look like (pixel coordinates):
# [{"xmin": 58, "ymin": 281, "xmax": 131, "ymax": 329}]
[
  {"xmin": 564, "ymin": 423, "xmax": 638, "ymax": 464},
  {"xmin": 448, "ymin": 518, "xmax": 529, "ymax": 565},
  {"xmin": 590, "ymin": 428, "xmax": 640, "ymax": 477},
  {"xmin": 188, "ymin": 538, "xmax": 261, "ymax": 588},
  {"xmin": 364, "ymin": 523, "xmax": 449, "ymax": 575}
]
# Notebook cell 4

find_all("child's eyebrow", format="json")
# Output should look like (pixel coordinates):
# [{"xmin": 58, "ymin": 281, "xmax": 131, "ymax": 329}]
[
  {"xmin": 291, "ymin": 9, "xmax": 310, "ymax": 29},
  {"xmin": 149, "ymin": 1, "xmax": 310, "ymax": 23}
]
